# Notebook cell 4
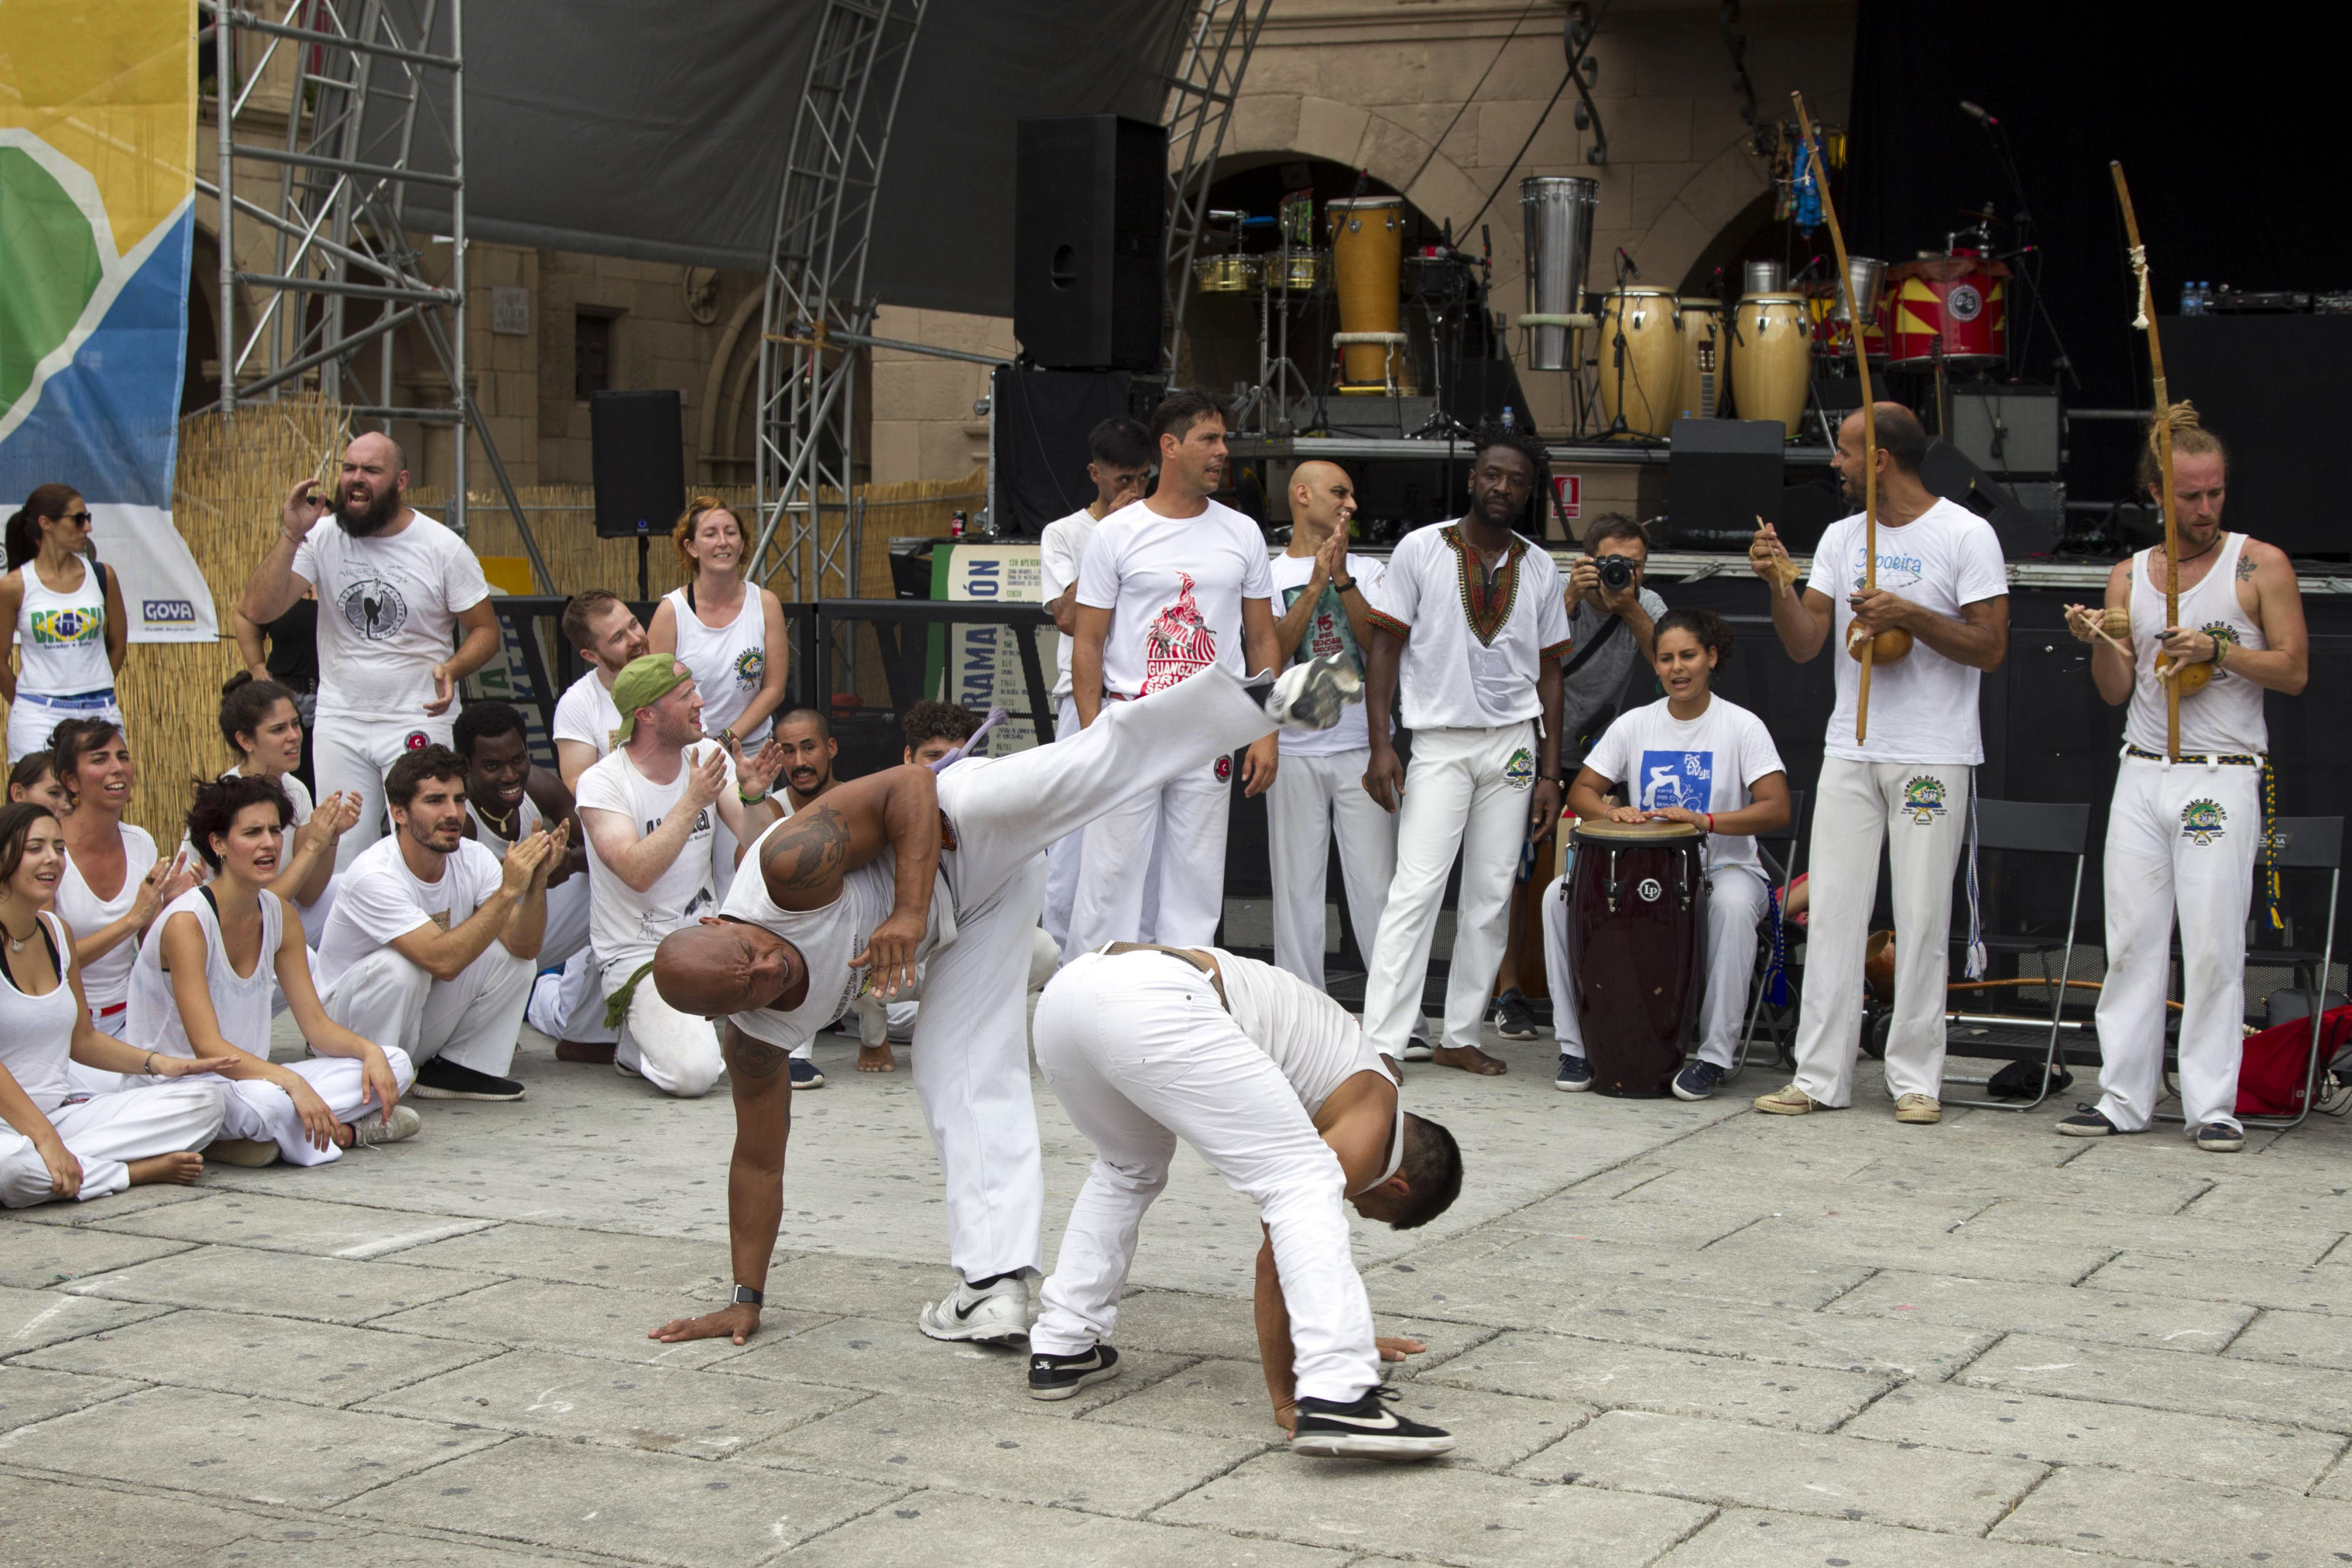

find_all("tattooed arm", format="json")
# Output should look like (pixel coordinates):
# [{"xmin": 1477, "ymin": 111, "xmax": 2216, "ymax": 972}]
[
  {"xmin": 755, "ymin": 764, "xmax": 941, "ymax": 995},
  {"xmin": 649, "ymin": 1021, "xmax": 793, "ymax": 1346}
]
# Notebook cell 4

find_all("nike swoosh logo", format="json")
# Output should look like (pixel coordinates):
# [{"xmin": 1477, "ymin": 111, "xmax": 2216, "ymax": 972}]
[
  {"xmin": 1308, "ymin": 1412, "xmax": 1402, "ymax": 1430},
  {"xmin": 954, "ymin": 1298, "xmax": 991, "ymax": 1320}
]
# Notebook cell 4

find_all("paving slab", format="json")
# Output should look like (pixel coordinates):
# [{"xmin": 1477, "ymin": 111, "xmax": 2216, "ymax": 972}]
[
  {"xmin": 0, "ymin": 1471, "xmax": 325, "ymax": 1568},
  {"xmin": 1370, "ymin": 1243, "xmax": 1873, "ymax": 1326},
  {"xmin": 1152, "ymin": 1450, "xmax": 1713, "ymax": 1568},
  {"xmin": 1842, "ymin": 1380, "xmax": 2343, "ymax": 1490},
  {"xmin": 1660, "ymin": 1507, "xmax": 2172, "ymax": 1568},
  {"xmin": 1703, "ymin": 1222, "xmax": 2119, "ymax": 1286},
  {"xmin": 1548, "ymin": 1290, "xmax": 1997, "ymax": 1381},
  {"xmin": 1496, "ymin": 1197, "xmax": 1769, "ymax": 1248},
  {"xmin": 64, "ymin": 1245, "xmax": 497, "ymax": 1325},
  {"xmin": 385, "ymin": 1221, "xmax": 738, "ymax": 1292},
  {"xmin": 0, "ymin": 1365, "xmax": 139, "ymax": 1432},
  {"xmin": 2180, "ymin": 1179, "xmax": 2352, "ymax": 1233},
  {"xmin": 2082, "ymin": 1252, "xmax": 2352, "ymax": 1315},
  {"xmin": 0, "ymin": 1384, "xmax": 502, "ymax": 1506},
  {"xmin": 1838, "ymin": 1158, "xmax": 2213, "ymax": 1215},
  {"xmin": 718, "ymin": 1313, "xmax": 1189, "ymax": 1416},
  {"xmin": 1993, "ymin": 1464, "xmax": 2352, "ymax": 1567},
  {"xmin": 0, "ymin": 1222, "xmax": 195, "ymax": 1287},
  {"xmin": 337, "ymin": 1435, "xmax": 905, "ymax": 1568},
  {"xmin": 744, "ymin": 1389, "xmax": 1264, "ymax": 1516},
  {"xmin": 362, "ymin": 1346, "xmax": 868, "ymax": 1458},
  {"xmin": 1960, "ymin": 1333, "xmax": 2352, "ymax": 1432},
  {"xmin": 2225, "ymin": 1308, "xmax": 2352, "ymax": 1372},
  {"xmin": 1827, "ymin": 1270, "xmax": 2257, "ymax": 1352},
  {"xmin": 767, "ymin": 1487, "xmax": 1352, "ymax": 1567},
  {"xmin": 1104, "ymin": 1287, "xmax": 1493, "ymax": 1372},
  {"xmin": 90, "ymin": 1191, "xmax": 497, "ymax": 1260},
  {"xmin": 1524, "ymin": 1409, "xmax": 2046, "ymax": 1534},
  {"xmin": 366, "ymin": 1275, "xmax": 836, "ymax": 1368},
  {"xmin": 1964, "ymin": 1199, "xmax": 2347, "ymax": 1268},
  {"xmin": 1615, "ymin": 1166, "xmax": 1984, "ymax": 1213},
  {"xmin": 5, "ymin": 1183, "xmax": 210, "ymax": 1228},
  {"xmin": 0, "ymin": 1283, "xmax": 173, "ymax": 1353},
  {"xmin": 1422, "ymin": 1329, "xmax": 1893, "ymax": 1432},
  {"xmin": 19, "ymin": 1308, "xmax": 491, "ymax": 1407},
  {"xmin": 199, "ymin": 1533, "xmax": 615, "ymax": 1568}
]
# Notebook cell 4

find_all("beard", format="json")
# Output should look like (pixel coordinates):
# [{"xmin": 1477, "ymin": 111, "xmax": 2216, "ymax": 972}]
[{"xmin": 336, "ymin": 482, "xmax": 403, "ymax": 537}]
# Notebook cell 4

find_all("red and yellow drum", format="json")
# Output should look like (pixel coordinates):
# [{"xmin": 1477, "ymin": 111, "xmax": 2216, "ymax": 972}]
[
  {"xmin": 1885, "ymin": 254, "xmax": 2009, "ymax": 369},
  {"xmin": 1562, "ymin": 818, "xmax": 1710, "ymax": 1096},
  {"xmin": 1806, "ymin": 289, "xmax": 1887, "ymax": 360}
]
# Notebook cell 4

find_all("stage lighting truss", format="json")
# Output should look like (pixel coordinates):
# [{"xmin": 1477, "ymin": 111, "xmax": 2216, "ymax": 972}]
[{"xmin": 1160, "ymin": 0, "xmax": 1274, "ymax": 378}]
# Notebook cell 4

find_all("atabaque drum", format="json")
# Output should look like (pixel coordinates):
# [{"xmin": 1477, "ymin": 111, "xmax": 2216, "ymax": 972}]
[
  {"xmin": 1563, "ymin": 818, "xmax": 1710, "ymax": 1096},
  {"xmin": 1730, "ymin": 292, "xmax": 1812, "ymax": 439},
  {"xmin": 1193, "ymin": 254, "xmax": 1262, "ymax": 295},
  {"xmin": 1594, "ymin": 287, "xmax": 1682, "ymax": 439},
  {"xmin": 1885, "ymin": 254, "xmax": 2009, "ymax": 368},
  {"xmin": 1675, "ymin": 296, "xmax": 1726, "ymax": 420},
  {"xmin": 1328, "ymin": 195, "xmax": 1405, "ymax": 388}
]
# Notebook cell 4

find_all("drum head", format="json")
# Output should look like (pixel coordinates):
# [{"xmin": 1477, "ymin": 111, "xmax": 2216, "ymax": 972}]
[{"xmin": 1572, "ymin": 817, "xmax": 1703, "ymax": 844}]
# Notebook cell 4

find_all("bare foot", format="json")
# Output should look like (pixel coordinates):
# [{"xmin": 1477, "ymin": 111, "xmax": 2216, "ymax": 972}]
[
  {"xmin": 649, "ymin": 1303, "xmax": 760, "ymax": 1345},
  {"xmin": 857, "ymin": 1043, "xmax": 897, "ymax": 1072},
  {"xmin": 1431, "ymin": 1044, "xmax": 1508, "ymax": 1076},
  {"xmin": 125, "ymin": 1152, "xmax": 205, "ymax": 1186},
  {"xmin": 556, "ymin": 1040, "xmax": 617, "ymax": 1064}
]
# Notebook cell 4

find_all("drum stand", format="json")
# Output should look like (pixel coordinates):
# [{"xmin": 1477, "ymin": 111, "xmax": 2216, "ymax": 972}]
[{"xmin": 1242, "ymin": 242, "xmax": 1315, "ymax": 437}]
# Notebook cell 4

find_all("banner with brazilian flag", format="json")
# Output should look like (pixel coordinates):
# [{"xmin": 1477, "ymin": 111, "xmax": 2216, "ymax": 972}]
[{"xmin": 1, "ymin": 0, "xmax": 218, "ymax": 641}]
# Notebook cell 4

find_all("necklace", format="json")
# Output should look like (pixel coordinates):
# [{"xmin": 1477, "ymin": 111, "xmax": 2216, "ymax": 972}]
[
  {"xmin": 477, "ymin": 799, "xmax": 522, "ymax": 840},
  {"xmin": 3, "ymin": 914, "xmax": 34, "ymax": 953}
]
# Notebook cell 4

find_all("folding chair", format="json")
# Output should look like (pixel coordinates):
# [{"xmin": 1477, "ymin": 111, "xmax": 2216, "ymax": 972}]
[
  {"xmin": 2160, "ymin": 815, "xmax": 2343, "ymax": 1132},
  {"xmin": 1729, "ymin": 788, "xmax": 1805, "ymax": 1079},
  {"xmin": 1936, "ymin": 797, "xmax": 2092, "ymax": 1112}
]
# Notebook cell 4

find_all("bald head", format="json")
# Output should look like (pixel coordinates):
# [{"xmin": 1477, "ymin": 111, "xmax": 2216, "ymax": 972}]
[
  {"xmin": 1288, "ymin": 460, "xmax": 1357, "ymax": 544},
  {"xmin": 335, "ymin": 431, "xmax": 410, "ymax": 537},
  {"xmin": 653, "ymin": 919, "xmax": 803, "ymax": 1019}
]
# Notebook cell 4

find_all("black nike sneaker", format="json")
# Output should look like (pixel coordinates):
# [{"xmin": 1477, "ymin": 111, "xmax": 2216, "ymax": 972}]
[
  {"xmin": 1289, "ymin": 1386, "xmax": 1456, "ymax": 1460},
  {"xmin": 1027, "ymin": 1343, "xmax": 1121, "ymax": 1401}
]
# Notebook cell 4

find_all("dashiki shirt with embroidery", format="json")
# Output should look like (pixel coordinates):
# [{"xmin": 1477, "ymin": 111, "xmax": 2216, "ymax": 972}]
[{"xmin": 1366, "ymin": 521, "xmax": 1571, "ymax": 732}]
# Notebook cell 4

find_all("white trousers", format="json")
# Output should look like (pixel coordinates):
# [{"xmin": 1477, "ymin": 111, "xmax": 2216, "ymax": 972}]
[
  {"xmin": 1066, "ymin": 698, "xmax": 1234, "ymax": 955},
  {"xmin": 8, "ymin": 696, "xmax": 124, "ymax": 764},
  {"xmin": 0, "ymin": 1081, "xmax": 223, "ymax": 1208},
  {"xmin": 1269, "ymin": 747, "xmax": 1398, "ymax": 994},
  {"xmin": 1041, "ymin": 695, "xmax": 1087, "ymax": 954},
  {"xmin": 1361, "ymin": 721, "xmax": 1534, "ymax": 1055},
  {"xmin": 526, "ymin": 947, "xmax": 618, "ymax": 1044},
  {"xmin": 2094, "ymin": 757, "xmax": 2260, "ymax": 1133},
  {"xmin": 314, "ymin": 713, "xmax": 456, "ymax": 870},
  {"xmin": 72, "ymin": 1050, "xmax": 415, "ymax": 1168},
  {"xmin": 1790, "ymin": 758, "xmax": 1973, "ymax": 1107},
  {"xmin": 1033, "ymin": 950, "xmax": 1379, "ymax": 1403},
  {"xmin": 1543, "ymin": 862, "xmax": 1769, "ymax": 1069},
  {"xmin": 919, "ymin": 665, "xmax": 1279, "ymax": 1282},
  {"xmin": 320, "ymin": 941, "xmax": 532, "ymax": 1077},
  {"xmin": 542, "ymin": 874, "xmax": 591, "ymax": 968},
  {"xmin": 610, "ymin": 959, "xmax": 724, "ymax": 1098}
]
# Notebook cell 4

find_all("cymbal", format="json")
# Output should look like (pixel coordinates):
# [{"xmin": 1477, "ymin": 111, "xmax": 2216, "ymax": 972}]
[{"xmin": 1956, "ymin": 205, "xmax": 2006, "ymax": 225}]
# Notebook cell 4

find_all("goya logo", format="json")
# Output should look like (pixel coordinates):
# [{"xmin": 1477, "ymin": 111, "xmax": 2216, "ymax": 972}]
[
  {"xmin": 1903, "ymin": 774, "xmax": 1947, "ymax": 825},
  {"xmin": 29, "ymin": 606, "xmax": 101, "ymax": 643},
  {"xmin": 142, "ymin": 599, "xmax": 196, "ymax": 624},
  {"xmin": 733, "ymin": 647, "xmax": 764, "ymax": 690},
  {"xmin": 2181, "ymin": 798, "xmax": 2227, "ymax": 846},
  {"xmin": 1504, "ymin": 748, "xmax": 1535, "ymax": 790}
]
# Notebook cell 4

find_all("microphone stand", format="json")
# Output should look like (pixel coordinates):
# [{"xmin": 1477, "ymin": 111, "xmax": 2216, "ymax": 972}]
[{"xmin": 1968, "ymin": 106, "xmax": 2077, "ymax": 390}]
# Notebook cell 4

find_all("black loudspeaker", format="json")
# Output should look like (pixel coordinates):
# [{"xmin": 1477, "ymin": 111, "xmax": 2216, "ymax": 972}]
[
  {"xmin": 2165, "ymin": 316, "xmax": 2347, "ymax": 555},
  {"xmin": 1663, "ymin": 418, "xmax": 1785, "ymax": 550},
  {"xmin": 1015, "ymin": 115, "xmax": 1166, "ymax": 372},
  {"xmin": 589, "ymin": 390, "xmax": 684, "ymax": 539},
  {"xmin": 989, "ymin": 366, "xmax": 1136, "ymax": 537},
  {"xmin": 1445, "ymin": 357, "xmax": 1531, "ymax": 430}
]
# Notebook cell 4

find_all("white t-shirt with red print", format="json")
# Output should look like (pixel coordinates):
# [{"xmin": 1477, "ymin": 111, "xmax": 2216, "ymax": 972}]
[{"xmin": 1075, "ymin": 499, "xmax": 1274, "ymax": 700}]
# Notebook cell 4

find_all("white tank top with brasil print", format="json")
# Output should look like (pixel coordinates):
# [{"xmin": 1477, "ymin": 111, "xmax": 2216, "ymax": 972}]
[{"xmin": 14, "ymin": 557, "xmax": 111, "ymax": 697}]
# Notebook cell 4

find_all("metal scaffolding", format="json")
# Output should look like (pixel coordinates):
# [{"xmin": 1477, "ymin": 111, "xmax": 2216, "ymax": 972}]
[
  {"xmin": 1160, "ymin": 0, "xmax": 1272, "ymax": 377},
  {"xmin": 749, "ymin": 0, "xmax": 928, "ymax": 600},
  {"xmin": 197, "ymin": 0, "xmax": 543, "ymax": 583}
]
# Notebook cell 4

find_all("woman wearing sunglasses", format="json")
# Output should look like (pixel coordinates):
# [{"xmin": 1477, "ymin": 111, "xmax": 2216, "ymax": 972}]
[{"xmin": 2, "ymin": 484, "xmax": 127, "ymax": 764}]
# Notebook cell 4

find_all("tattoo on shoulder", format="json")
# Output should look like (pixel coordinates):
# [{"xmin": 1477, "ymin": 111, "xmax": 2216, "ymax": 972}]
[
  {"xmin": 762, "ymin": 805, "xmax": 850, "ymax": 891},
  {"xmin": 2237, "ymin": 553, "xmax": 2257, "ymax": 581},
  {"xmin": 726, "ymin": 1033, "xmax": 786, "ymax": 1079}
]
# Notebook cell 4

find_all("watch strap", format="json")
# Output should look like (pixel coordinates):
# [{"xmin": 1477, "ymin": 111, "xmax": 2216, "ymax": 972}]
[{"xmin": 730, "ymin": 1283, "xmax": 763, "ymax": 1307}]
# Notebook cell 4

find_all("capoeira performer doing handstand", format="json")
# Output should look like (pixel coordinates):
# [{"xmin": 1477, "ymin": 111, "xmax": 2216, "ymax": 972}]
[
  {"xmin": 643, "ymin": 655, "xmax": 1359, "ymax": 1350},
  {"xmin": 1541, "ymin": 610, "xmax": 1790, "ymax": 1101},
  {"xmin": 1027, "ymin": 942, "xmax": 1461, "ymax": 1459}
]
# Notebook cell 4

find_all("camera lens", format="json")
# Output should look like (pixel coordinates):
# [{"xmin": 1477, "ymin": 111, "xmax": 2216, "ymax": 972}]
[{"xmin": 1597, "ymin": 555, "xmax": 1633, "ymax": 591}]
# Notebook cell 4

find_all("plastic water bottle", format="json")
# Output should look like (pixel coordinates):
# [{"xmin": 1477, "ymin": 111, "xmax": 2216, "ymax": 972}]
[
  {"xmin": 2180, "ymin": 282, "xmax": 2199, "ymax": 316},
  {"xmin": 1502, "ymin": 404, "xmax": 1515, "ymax": 430}
]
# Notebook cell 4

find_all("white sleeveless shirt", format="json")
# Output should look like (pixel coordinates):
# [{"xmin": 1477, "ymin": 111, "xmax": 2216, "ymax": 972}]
[
  {"xmin": 467, "ymin": 792, "xmax": 543, "ymax": 858},
  {"xmin": 57, "ymin": 824, "xmax": 159, "ymax": 1012},
  {"xmin": 2125, "ymin": 533, "xmax": 2269, "ymax": 757},
  {"xmin": 128, "ymin": 887, "xmax": 284, "ymax": 1057},
  {"xmin": 12, "ymin": 558, "xmax": 112, "ymax": 697},
  {"xmin": 0, "ymin": 911, "xmax": 79, "ymax": 1111},
  {"xmin": 663, "ymin": 584, "xmax": 771, "ymax": 744}
]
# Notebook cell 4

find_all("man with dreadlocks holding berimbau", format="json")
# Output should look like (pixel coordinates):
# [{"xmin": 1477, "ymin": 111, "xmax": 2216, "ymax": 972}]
[
  {"xmin": 2060, "ymin": 405, "xmax": 2307, "ymax": 1152},
  {"xmin": 1356, "ymin": 423, "xmax": 1571, "ymax": 1080}
]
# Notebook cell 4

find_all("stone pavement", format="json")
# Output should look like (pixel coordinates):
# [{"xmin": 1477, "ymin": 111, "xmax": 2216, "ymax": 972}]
[{"xmin": 2, "ymin": 1014, "xmax": 2348, "ymax": 1568}]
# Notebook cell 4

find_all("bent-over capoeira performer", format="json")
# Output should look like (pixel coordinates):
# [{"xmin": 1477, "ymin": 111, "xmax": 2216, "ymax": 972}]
[
  {"xmin": 643, "ymin": 656, "xmax": 1359, "ymax": 1349},
  {"xmin": 2059, "ymin": 406, "xmax": 2307, "ymax": 1151},
  {"xmin": 1027, "ymin": 942, "xmax": 1461, "ymax": 1459}
]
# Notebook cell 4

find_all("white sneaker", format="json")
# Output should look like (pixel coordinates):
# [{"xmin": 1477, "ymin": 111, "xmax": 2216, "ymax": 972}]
[
  {"xmin": 348, "ymin": 1104, "xmax": 422, "ymax": 1148},
  {"xmin": 1264, "ymin": 652, "xmax": 1363, "ymax": 730},
  {"xmin": 916, "ymin": 1275, "xmax": 1030, "ymax": 1345},
  {"xmin": 1401, "ymin": 1032, "xmax": 1435, "ymax": 1062}
]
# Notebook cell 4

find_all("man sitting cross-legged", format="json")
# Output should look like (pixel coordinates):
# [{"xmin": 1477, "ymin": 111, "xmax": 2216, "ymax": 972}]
[
  {"xmin": 643, "ymin": 656, "xmax": 1360, "ymax": 1351},
  {"xmin": 1027, "ymin": 942, "xmax": 1462, "ymax": 1460},
  {"xmin": 576, "ymin": 656, "xmax": 785, "ymax": 1098}
]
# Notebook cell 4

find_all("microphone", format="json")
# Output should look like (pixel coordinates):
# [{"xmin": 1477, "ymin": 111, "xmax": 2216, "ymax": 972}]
[{"xmin": 1959, "ymin": 99, "xmax": 1997, "ymax": 125}]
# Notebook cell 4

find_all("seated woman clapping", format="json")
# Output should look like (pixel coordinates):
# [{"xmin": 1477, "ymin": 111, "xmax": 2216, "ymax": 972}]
[
  {"xmin": 0, "ymin": 802, "xmax": 231, "ymax": 1208},
  {"xmin": 125, "ymin": 774, "xmax": 416, "ymax": 1168}
]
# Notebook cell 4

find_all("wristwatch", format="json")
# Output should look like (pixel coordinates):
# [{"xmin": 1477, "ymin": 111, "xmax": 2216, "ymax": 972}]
[
  {"xmin": 1334, "ymin": 577, "xmax": 1358, "ymax": 594},
  {"xmin": 730, "ymin": 1283, "xmax": 763, "ymax": 1307}
]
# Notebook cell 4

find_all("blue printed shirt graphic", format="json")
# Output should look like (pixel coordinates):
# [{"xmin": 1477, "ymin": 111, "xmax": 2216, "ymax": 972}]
[{"xmin": 1636, "ymin": 750, "xmax": 1715, "ymax": 814}]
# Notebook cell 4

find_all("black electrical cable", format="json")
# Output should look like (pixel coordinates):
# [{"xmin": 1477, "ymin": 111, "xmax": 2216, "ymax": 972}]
[
  {"xmin": 1459, "ymin": 69, "xmax": 1571, "ymax": 238},
  {"xmin": 1399, "ymin": 0, "xmax": 1546, "ymax": 200}
]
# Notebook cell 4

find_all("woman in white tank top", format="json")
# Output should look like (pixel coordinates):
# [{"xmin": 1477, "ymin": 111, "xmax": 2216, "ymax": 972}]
[
  {"xmin": 649, "ymin": 499, "xmax": 788, "ymax": 748},
  {"xmin": 0, "ymin": 801, "xmax": 230, "ymax": 1208},
  {"xmin": 210, "ymin": 672, "xmax": 361, "ymax": 948},
  {"xmin": 2, "ymin": 484, "xmax": 127, "ymax": 763},
  {"xmin": 52, "ymin": 720, "xmax": 197, "ymax": 1031},
  {"xmin": 125, "ymin": 774, "xmax": 415, "ymax": 1166}
]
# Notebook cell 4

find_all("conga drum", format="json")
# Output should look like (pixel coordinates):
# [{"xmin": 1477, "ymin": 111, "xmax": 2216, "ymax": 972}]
[
  {"xmin": 1328, "ymin": 196, "xmax": 1405, "ymax": 389},
  {"xmin": 1730, "ymin": 292, "xmax": 1812, "ymax": 439},
  {"xmin": 1594, "ymin": 287, "xmax": 1681, "ymax": 439},
  {"xmin": 1675, "ymin": 296, "xmax": 1725, "ymax": 420},
  {"xmin": 1563, "ymin": 819, "xmax": 1710, "ymax": 1096}
]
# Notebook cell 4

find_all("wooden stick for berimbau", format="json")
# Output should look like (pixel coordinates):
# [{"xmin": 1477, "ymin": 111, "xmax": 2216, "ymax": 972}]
[
  {"xmin": 1795, "ymin": 92, "xmax": 1875, "ymax": 743},
  {"xmin": 2110, "ymin": 161, "xmax": 2180, "ymax": 762}
]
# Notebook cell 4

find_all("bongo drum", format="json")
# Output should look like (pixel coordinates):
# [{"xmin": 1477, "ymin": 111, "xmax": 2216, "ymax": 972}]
[
  {"xmin": 1675, "ymin": 296, "xmax": 1726, "ymax": 420},
  {"xmin": 1563, "ymin": 818, "xmax": 1710, "ymax": 1096},
  {"xmin": 1193, "ymin": 254, "xmax": 1262, "ymax": 295},
  {"xmin": 1328, "ymin": 196, "xmax": 1405, "ymax": 389},
  {"xmin": 1730, "ymin": 292, "xmax": 1812, "ymax": 439},
  {"xmin": 1595, "ymin": 287, "xmax": 1681, "ymax": 439}
]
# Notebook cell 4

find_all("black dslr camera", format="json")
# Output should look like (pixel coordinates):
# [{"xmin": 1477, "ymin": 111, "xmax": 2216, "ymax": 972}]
[{"xmin": 1595, "ymin": 554, "xmax": 1636, "ymax": 593}]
